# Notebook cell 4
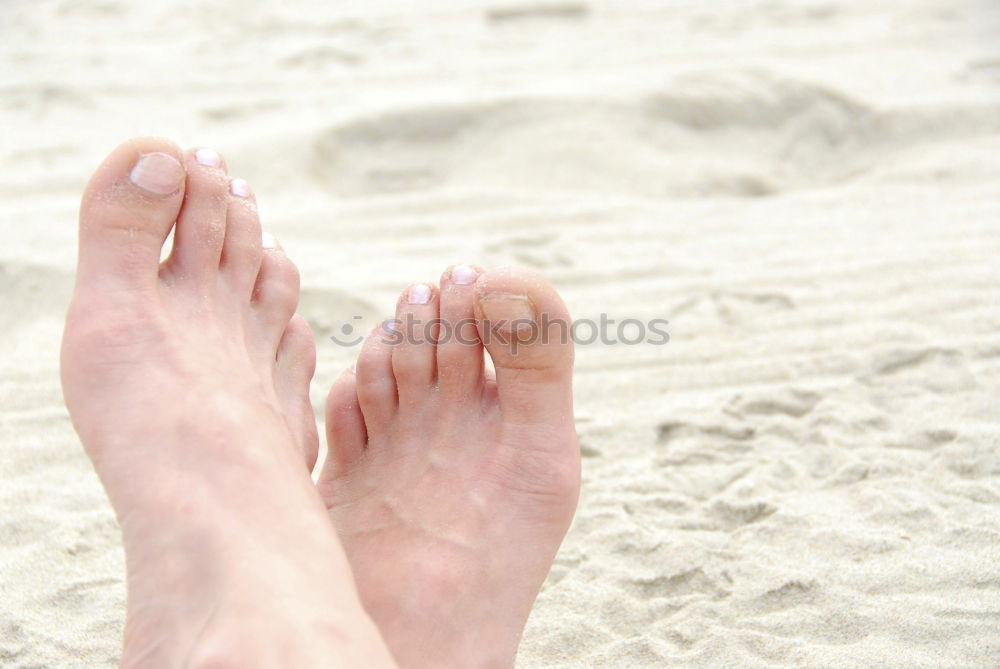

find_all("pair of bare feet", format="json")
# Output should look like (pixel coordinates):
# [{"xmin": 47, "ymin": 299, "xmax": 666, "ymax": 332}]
[{"xmin": 59, "ymin": 138, "xmax": 580, "ymax": 668}]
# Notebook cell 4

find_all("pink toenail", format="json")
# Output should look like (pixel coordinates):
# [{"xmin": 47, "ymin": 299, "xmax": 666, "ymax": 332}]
[
  {"xmin": 230, "ymin": 178, "xmax": 251, "ymax": 198},
  {"xmin": 128, "ymin": 152, "xmax": 184, "ymax": 195},
  {"xmin": 261, "ymin": 232, "xmax": 277, "ymax": 249},
  {"xmin": 479, "ymin": 294, "xmax": 536, "ymax": 333},
  {"xmin": 195, "ymin": 148, "xmax": 222, "ymax": 168},
  {"xmin": 408, "ymin": 283, "xmax": 432, "ymax": 305},
  {"xmin": 451, "ymin": 264, "xmax": 478, "ymax": 285}
]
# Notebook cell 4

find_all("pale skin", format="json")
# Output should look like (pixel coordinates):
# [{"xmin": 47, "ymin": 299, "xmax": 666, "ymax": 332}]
[{"xmin": 61, "ymin": 137, "xmax": 580, "ymax": 668}]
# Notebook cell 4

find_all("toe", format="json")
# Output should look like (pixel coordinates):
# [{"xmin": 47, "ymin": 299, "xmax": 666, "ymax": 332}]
[
  {"xmin": 436, "ymin": 264, "xmax": 485, "ymax": 399},
  {"xmin": 78, "ymin": 137, "xmax": 186, "ymax": 290},
  {"xmin": 275, "ymin": 315, "xmax": 319, "ymax": 470},
  {"xmin": 354, "ymin": 323, "xmax": 398, "ymax": 433},
  {"xmin": 220, "ymin": 178, "xmax": 264, "ymax": 295},
  {"xmin": 251, "ymin": 235, "xmax": 300, "ymax": 347},
  {"xmin": 474, "ymin": 267, "xmax": 575, "ymax": 427},
  {"xmin": 390, "ymin": 282, "xmax": 438, "ymax": 407},
  {"xmin": 322, "ymin": 368, "xmax": 367, "ymax": 477},
  {"xmin": 166, "ymin": 147, "xmax": 229, "ymax": 283}
]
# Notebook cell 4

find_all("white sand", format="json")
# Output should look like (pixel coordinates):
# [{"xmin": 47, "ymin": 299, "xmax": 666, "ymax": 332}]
[{"xmin": 2, "ymin": 0, "xmax": 999, "ymax": 666}]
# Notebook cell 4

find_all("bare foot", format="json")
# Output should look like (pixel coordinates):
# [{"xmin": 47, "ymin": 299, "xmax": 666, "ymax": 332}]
[
  {"xmin": 318, "ymin": 265, "xmax": 580, "ymax": 668},
  {"xmin": 61, "ymin": 138, "xmax": 395, "ymax": 668}
]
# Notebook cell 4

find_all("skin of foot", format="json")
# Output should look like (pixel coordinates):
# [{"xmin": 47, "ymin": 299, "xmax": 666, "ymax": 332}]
[
  {"xmin": 61, "ymin": 138, "xmax": 396, "ymax": 668},
  {"xmin": 318, "ymin": 265, "xmax": 581, "ymax": 668}
]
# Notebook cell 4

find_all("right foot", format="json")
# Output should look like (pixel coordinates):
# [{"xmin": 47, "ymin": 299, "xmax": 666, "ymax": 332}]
[
  {"xmin": 61, "ymin": 138, "xmax": 395, "ymax": 668},
  {"xmin": 319, "ymin": 266, "xmax": 581, "ymax": 668}
]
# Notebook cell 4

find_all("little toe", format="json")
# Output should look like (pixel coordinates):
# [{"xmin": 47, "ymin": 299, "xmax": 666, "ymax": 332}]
[
  {"xmin": 354, "ymin": 323, "xmax": 398, "ymax": 434},
  {"xmin": 251, "ymin": 235, "xmax": 300, "ymax": 347},
  {"xmin": 321, "ymin": 368, "xmax": 367, "ymax": 479},
  {"xmin": 166, "ymin": 147, "xmax": 229, "ymax": 282},
  {"xmin": 474, "ymin": 267, "xmax": 575, "ymax": 428},
  {"xmin": 220, "ymin": 178, "xmax": 264, "ymax": 295},
  {"xmin": 275, "ymin": 315, "xmax": 319, "ymax": 470},
  {"xmin": 390, "ymin": 283, "xmax": 439, "ymax": 408},
  {"xmin": 77, "ymin": 137, "xmax": 186, "ymax": 290},
  {"xmin": 436, "ymin": 264, "xmax": 485, "ymax": 399}
]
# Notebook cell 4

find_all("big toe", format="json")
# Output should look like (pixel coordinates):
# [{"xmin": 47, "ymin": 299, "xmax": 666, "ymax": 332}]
[
  {"xmin": 474, "ymin": 267, "xmax": 575, "ymax": 428},
  {"xmin": 77, "ymin": 137, "xmax": 186, "ymax": 291}
]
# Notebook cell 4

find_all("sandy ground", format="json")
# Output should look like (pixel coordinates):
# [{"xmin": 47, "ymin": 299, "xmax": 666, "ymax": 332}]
[{"xmin": 2, "ymin": 0, "xmax": 1000, "ymax": 666}]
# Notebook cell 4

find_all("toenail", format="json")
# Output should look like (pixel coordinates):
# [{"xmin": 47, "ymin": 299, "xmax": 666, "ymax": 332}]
[
  {"xmin": 408, "ymin": 283, "xmax": 432, "ymax": 305},
  {"xmin": 194, "ymin": 148, "xmax": 222, "ymax": 168},
  {"xmin": 128, "ymin": 152, "xmax": 184, "ymax": 195},
  {"xmin": 261, "ymin": 231, "xmax": 277, "ymax": 250},
  {"xmin": 479, "ymin": 294, "xmax": 536, "ymax": 333},
  {"xmin": 230, "ymin": 178, "xmax": 251, "ymax": 198},
  {"xmin": 451, "ymin": 264, "xmax": 478, "ymax": 285}
]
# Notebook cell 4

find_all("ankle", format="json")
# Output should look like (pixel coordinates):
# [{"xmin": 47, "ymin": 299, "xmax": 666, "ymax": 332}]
[{"xmin": 376, "ymin": 601, "xmax": 521, "ymax": 669}]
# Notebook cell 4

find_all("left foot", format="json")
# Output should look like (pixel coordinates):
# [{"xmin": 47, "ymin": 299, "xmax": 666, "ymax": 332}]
[
  {"xmin": 318, "ymin": 265, "xmax": 580, "ymax": 668},
  {"xmin": 61, "ymin": 138, "xmax": 395, "ymax": 668}
]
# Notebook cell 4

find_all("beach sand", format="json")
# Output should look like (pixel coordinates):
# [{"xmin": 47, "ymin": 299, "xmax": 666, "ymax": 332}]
[{"xmin": 1, "ymin": 0, "xmax": 999, "ymax": 666}]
